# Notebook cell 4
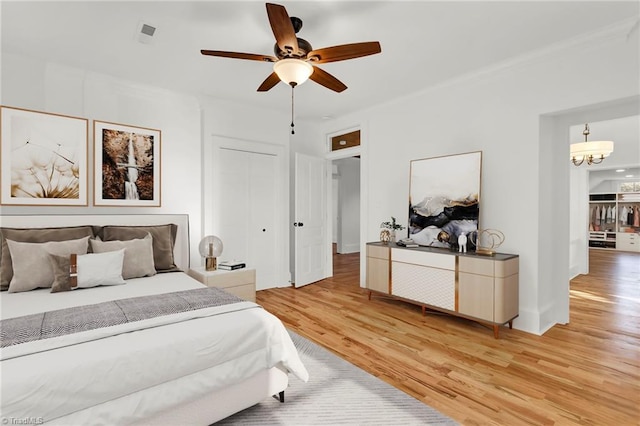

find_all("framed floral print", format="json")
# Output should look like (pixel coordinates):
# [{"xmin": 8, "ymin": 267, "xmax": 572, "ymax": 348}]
[
  {"xmin": 94, "ymin": 121, "xmax": 161, "ymax": 207},
  {"xmin": 0, "ymin": 106, "xmax": 88, "ymax": 206}
]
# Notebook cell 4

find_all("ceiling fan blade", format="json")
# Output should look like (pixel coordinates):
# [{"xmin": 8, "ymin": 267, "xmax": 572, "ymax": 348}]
[
  {"xmin": 257, "ymin": 72, "xmax": 281, "ymax": 92},
  {"xmin": 309, "ymin": 66, "xmax": 347, "ymax": 93},
  {"xmin": 307, "ymin": 41, "xmax": 381, "ymax": 64},
  {"xmin": 201, "ymin": 50, "xmax": 277, "ymax": 62},
  {"xmin": 266, "ymin": 3, "xmax": 299, "ymax": 56}
]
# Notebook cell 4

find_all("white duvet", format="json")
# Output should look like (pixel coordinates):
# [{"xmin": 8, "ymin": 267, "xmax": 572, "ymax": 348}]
[{"xmin": 0, "ymin": 273, "xmax": 308, "ymax": 424}]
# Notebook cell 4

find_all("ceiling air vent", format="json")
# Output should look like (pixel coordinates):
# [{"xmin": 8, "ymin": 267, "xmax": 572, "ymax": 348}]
[{"xmin": 136, "ymin": 21, "xmax": 157, "ymax": 44}]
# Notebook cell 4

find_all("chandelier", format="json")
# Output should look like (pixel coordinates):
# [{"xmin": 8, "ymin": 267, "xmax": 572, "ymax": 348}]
[{"xmin": 570, "ymin": 124, "xmax": 614, "ymax": 166}]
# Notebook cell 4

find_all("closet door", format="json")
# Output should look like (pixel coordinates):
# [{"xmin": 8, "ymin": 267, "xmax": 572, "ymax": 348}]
[{"xmin": 217, "ymin": 147, "xmax": 279, "ymax": 290}]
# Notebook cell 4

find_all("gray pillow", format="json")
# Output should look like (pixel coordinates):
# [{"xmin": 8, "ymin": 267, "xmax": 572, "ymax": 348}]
[
  {"xmin": 102, "ymin": 224, "xmax": 179, "ymax": 272},
  {"xmin": 6, "ymin": 236, "xmax": 90, "ymax": 293},
  {"xmin": 0, "ymin": 226, "xmax": 94, "ymax": 291},
  {"xmin": 90, "ymin": 234, "xmax": 156, "ymax": 280}
]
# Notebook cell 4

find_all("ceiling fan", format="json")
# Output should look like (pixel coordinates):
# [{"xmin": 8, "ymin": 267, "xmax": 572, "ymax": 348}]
[{"xmin": 200, "ymin": 2, "xmax": 382, "ymax": 93}]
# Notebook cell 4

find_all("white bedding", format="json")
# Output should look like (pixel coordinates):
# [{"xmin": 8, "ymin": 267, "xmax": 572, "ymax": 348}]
[{"xmin": 0, "ymin": 272, "xmax": 308, "ymax": 424}]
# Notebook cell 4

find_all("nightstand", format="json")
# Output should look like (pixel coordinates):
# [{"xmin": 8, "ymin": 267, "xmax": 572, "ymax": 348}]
[{"xmin": 188, "ymin": 267, "xmax": 256, "ymax": 302}]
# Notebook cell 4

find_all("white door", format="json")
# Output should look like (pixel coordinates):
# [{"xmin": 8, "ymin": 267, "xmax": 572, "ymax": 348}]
[
  {"xmin": 294, "ymin": 153, "xmax": 327, "ymax": 287},
  {"xmin": 218, "ymin": 147, "xmax": 279, "ymax": 290}
]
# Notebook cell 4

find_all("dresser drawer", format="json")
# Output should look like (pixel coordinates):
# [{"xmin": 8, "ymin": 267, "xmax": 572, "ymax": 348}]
[{"xmin": 617, "ymin": 233, "xmax": 640, "ymax": 252}]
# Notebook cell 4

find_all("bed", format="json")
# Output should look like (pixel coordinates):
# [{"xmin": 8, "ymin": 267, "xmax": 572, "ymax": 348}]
[{"xmin": 0, "ymin": 214, "xmax": 308, "ymax": 425}]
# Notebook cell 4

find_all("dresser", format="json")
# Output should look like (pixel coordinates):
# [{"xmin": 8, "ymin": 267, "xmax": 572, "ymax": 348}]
[
  {"xmin": 188, "ymin": 267, "xmax": 256, "ymax": 302},
  {"xmin": 366, "ymin": 242, "xmax": 519, "ymax": 338}
]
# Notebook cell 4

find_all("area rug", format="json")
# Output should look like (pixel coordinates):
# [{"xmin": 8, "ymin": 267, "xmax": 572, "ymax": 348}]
[{"xmin": 217, "ymin": 330, "xmax": 458, "ymax": 425}]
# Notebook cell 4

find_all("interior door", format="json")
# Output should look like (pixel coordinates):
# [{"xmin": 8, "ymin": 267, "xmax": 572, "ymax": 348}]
[
  {"xmin": 294, "ymin": 152, "xmax": 327, "ymax": 287},
  {"xmin": 218, "ymin": 147, "xmax": 279, "ymax": 290}
]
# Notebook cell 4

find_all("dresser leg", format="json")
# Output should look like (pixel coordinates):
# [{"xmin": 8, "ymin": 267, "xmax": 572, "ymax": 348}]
[
  {"xmin": 493, "ymin": 325, "xmax": 499, "ymax": 339},
  {"xmin": 368, "ymin": 291, "xmax": 372, "ymax": 300},
  {"xmin": 508, "ymin": 320, "xmax": 513, "ymax": 329}
]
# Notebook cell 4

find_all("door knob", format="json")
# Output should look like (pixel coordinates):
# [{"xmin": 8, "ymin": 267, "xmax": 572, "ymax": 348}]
[{"xmin": 293, "ymin": 222, "xmax": 304, "ymax": 227}]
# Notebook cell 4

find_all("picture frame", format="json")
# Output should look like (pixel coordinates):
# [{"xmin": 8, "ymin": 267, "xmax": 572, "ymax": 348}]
[
  {"xmin": 408, "ymin": 151, "xmax": 482, "ymax": 250},
  {"xmin": 94, "ymin": 120, "xmax": 161, "ymax": 207},
  {"xmin": 0, "ymin": 106, "xmax": 88, "ymax": 206}
]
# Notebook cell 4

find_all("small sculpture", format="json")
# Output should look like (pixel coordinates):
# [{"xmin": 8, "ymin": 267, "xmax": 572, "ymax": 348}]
[{"xmin": 458, "ymin": 233, "xmax": 467, "ymax": 253}]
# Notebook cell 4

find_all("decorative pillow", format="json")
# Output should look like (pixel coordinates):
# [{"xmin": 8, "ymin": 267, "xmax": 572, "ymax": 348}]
[
  {"xmin": 90, "ymin": 234, "xmax": 156, "ymax": 279},
  {"xmin": 49, "ymin": 253, "xmax": 75, "ymax": 293},
  {"xmin": 0, "ymin": 226, "xmax": 94, "ymax": 291},
  {"xmin": 102, "ymin": 224, "xmax": 179, "ymax": 272},
  {"xmin": 6, "ymin": 236, "xmax": 91, "ymax": 293},
  {"xmin": 49, "ymin": 250, "xmax": 126, "ymax": 292}
]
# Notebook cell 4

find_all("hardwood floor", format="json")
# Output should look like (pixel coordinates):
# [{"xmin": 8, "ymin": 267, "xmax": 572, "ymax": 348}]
[{"xmin": 257, "ymin": 248, "xmax": 640, "ymax": 425}]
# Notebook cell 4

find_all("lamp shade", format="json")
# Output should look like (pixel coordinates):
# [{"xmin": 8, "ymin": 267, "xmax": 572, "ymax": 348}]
[
  {"xmin": 198, "ymin": 235, "xmax": 223, "ymax": 258},
  {"xmin": 273, "ymin": 59, "xmax": 313, "ymax": 86},
  {"xmin": 570, "ymin": 140, "xmax": 614, "ymax": 159}
]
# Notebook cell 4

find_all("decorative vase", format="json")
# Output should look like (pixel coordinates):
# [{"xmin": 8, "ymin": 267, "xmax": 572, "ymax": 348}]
[
  {"xmin": 389, "ymin": 230, "xmax": 396, "ymax": 243},
  {"xmin": 380, "ymin": 229, "xmax": 391, "ymax": 244}
]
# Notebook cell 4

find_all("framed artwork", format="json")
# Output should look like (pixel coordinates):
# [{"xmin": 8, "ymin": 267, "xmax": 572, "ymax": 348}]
[
  {"xmin": 94, "ymin": 121, "xmax": 161, "ymax": 207},
  {"xmin": 408, "ymin": 151, "xmax": 482, "ymax": 250},
  {"xmin": 0, "ymin": 106, "xmax": 88, "ymax": 206}
]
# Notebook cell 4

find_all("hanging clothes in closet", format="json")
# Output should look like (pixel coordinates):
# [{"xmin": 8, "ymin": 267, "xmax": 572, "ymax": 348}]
[{"xmin": 620, "ymin": 205, "xmax": 628, "ymax": 226}]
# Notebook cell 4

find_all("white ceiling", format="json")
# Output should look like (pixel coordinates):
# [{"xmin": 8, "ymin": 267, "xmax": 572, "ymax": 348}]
[{"xmin": 1, "ymin": 1, "xmax": 639, "ymax": 121}]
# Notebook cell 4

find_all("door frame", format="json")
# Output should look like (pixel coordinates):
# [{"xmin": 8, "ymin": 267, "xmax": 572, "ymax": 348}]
[
  {"xmin": 324, "ymin": 124, "xmax": 368, "ymax": 287},
  {"xmin": 203, "ymin": 134, "xmax": 289, "ymax": 288}
]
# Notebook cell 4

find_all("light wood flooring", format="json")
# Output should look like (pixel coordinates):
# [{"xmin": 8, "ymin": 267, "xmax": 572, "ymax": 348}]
[{"xmin": 257, "ymin": 248, "xmax": 640, "ymax": 425}]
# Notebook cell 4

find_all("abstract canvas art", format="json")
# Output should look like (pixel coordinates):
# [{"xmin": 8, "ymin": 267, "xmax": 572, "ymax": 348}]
[
  {"xmin": 408, "ymin": 151, "xmax": 482, "ymax": 250},
  {"xmin": 94, "ymin": 121, "xmax": 161, "ymax": 207},
  {"xmin": 0, "ymin": 106, "xmax": 88, "ymax": 206}
]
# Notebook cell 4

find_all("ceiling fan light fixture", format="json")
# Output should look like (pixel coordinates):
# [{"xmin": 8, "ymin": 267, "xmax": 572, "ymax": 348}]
[{"xmin": 273, "ymin": 58, "xmax": 313, "ymax": 86}]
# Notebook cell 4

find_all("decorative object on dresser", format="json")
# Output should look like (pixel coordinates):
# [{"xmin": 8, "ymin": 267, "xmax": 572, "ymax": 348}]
[
  {"xmin": 188, "ymin": 267, "xmax": 256, "ymax": 302},
  {"xmin": 472, "ymin": 228, "xmax": 505, "ymax": 256},
  {"xmin": 365, "ymin": 242, "xmax": 519, "ymax": 338},
  {"xmin": 199, "ymin": 235, "xmax": 224, "ymax": 270},
  {"xmin": 408, "ymin": 151, "xmax": 481, "ymax": 251},
  {"xmin": 93, "ymin": 120, "xmax": 161, "ymax": 207},
  {"xmin": 0, "ymin": 106, "xmax": 88, "ymax": 206},
  {"xmin": 380, "ymin": 216, "xmax": 405, "ymax": 244}
]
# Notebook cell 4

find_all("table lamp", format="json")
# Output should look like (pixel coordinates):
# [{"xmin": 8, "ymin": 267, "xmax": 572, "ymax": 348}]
[{"xmin": 199, "ymin": 235, "xmax": 223, "ymax": 271}]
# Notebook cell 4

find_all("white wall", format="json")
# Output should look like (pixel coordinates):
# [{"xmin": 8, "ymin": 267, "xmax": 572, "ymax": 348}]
[
  {"xmin": 0, "ymin": 52, "xmax": 203, "ymax": 266},
  {"xmin": 335, "ymin": 157, "xmax": 360, "ymax": 254},
  {"xmin": 302, "ymin": 21, "xmax": 639, "ymax": 335}
]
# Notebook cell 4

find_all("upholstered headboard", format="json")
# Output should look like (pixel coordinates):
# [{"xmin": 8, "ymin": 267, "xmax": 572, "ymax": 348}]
[{"xmin": 0, "ymin": 214, "xmax": 190, "ymax": 271}]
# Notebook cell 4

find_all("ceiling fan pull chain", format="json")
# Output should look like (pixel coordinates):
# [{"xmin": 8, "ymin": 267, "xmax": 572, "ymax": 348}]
[{"xmin": 290, "ymin": 84, "xmax": 295, "ymax": 134}]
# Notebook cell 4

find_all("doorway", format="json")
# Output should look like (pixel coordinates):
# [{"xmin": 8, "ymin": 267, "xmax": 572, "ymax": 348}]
[
  {"xmin": 332, "ymin": 157, "xmax": 361, "ymax": 255},
  {"xmin": 326, "ymin": 126, "xmax": 364, "ymax": 286}
]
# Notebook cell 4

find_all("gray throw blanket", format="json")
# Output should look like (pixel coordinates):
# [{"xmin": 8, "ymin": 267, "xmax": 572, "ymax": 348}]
[{"xmin": 1, "ymin": 287, "xmax": 245, "ymax": 348}]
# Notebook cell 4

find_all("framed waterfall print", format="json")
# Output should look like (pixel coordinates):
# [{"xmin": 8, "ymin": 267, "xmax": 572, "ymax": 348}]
[
  {"xmin": 94, "ymin": 120, "xmax": 161, "ymax": 207},
  {"xmin": 0, "ymin": 106, "xmax": 88, "ymax": 206},
  {"xmin": 408, "ymin": 151, "xmax": 482, "ymax": 250}
]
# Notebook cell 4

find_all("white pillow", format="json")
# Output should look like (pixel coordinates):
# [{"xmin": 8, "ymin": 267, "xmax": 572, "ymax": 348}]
[
  {"xmin": 90, "ymin": 234, "xmax": 156, "ymax": 279},
  {"xmin": 77, "ymin": 249, "xmax": 126, "ymax": 288},
  {"xmin": 7, "ymin": 236, "xmax": 90, "ymax": 293}
]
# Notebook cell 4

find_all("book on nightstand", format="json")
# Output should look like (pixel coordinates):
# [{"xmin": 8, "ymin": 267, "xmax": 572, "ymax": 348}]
[{"xmin": 217, "ymin": 260, "xmax": 246, "ymax": 270}]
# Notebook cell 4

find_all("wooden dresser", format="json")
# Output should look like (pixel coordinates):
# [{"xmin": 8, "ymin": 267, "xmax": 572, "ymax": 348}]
[{"xmin": 366, "ymin": 242, "xmax": 519, "ymax": 338}]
